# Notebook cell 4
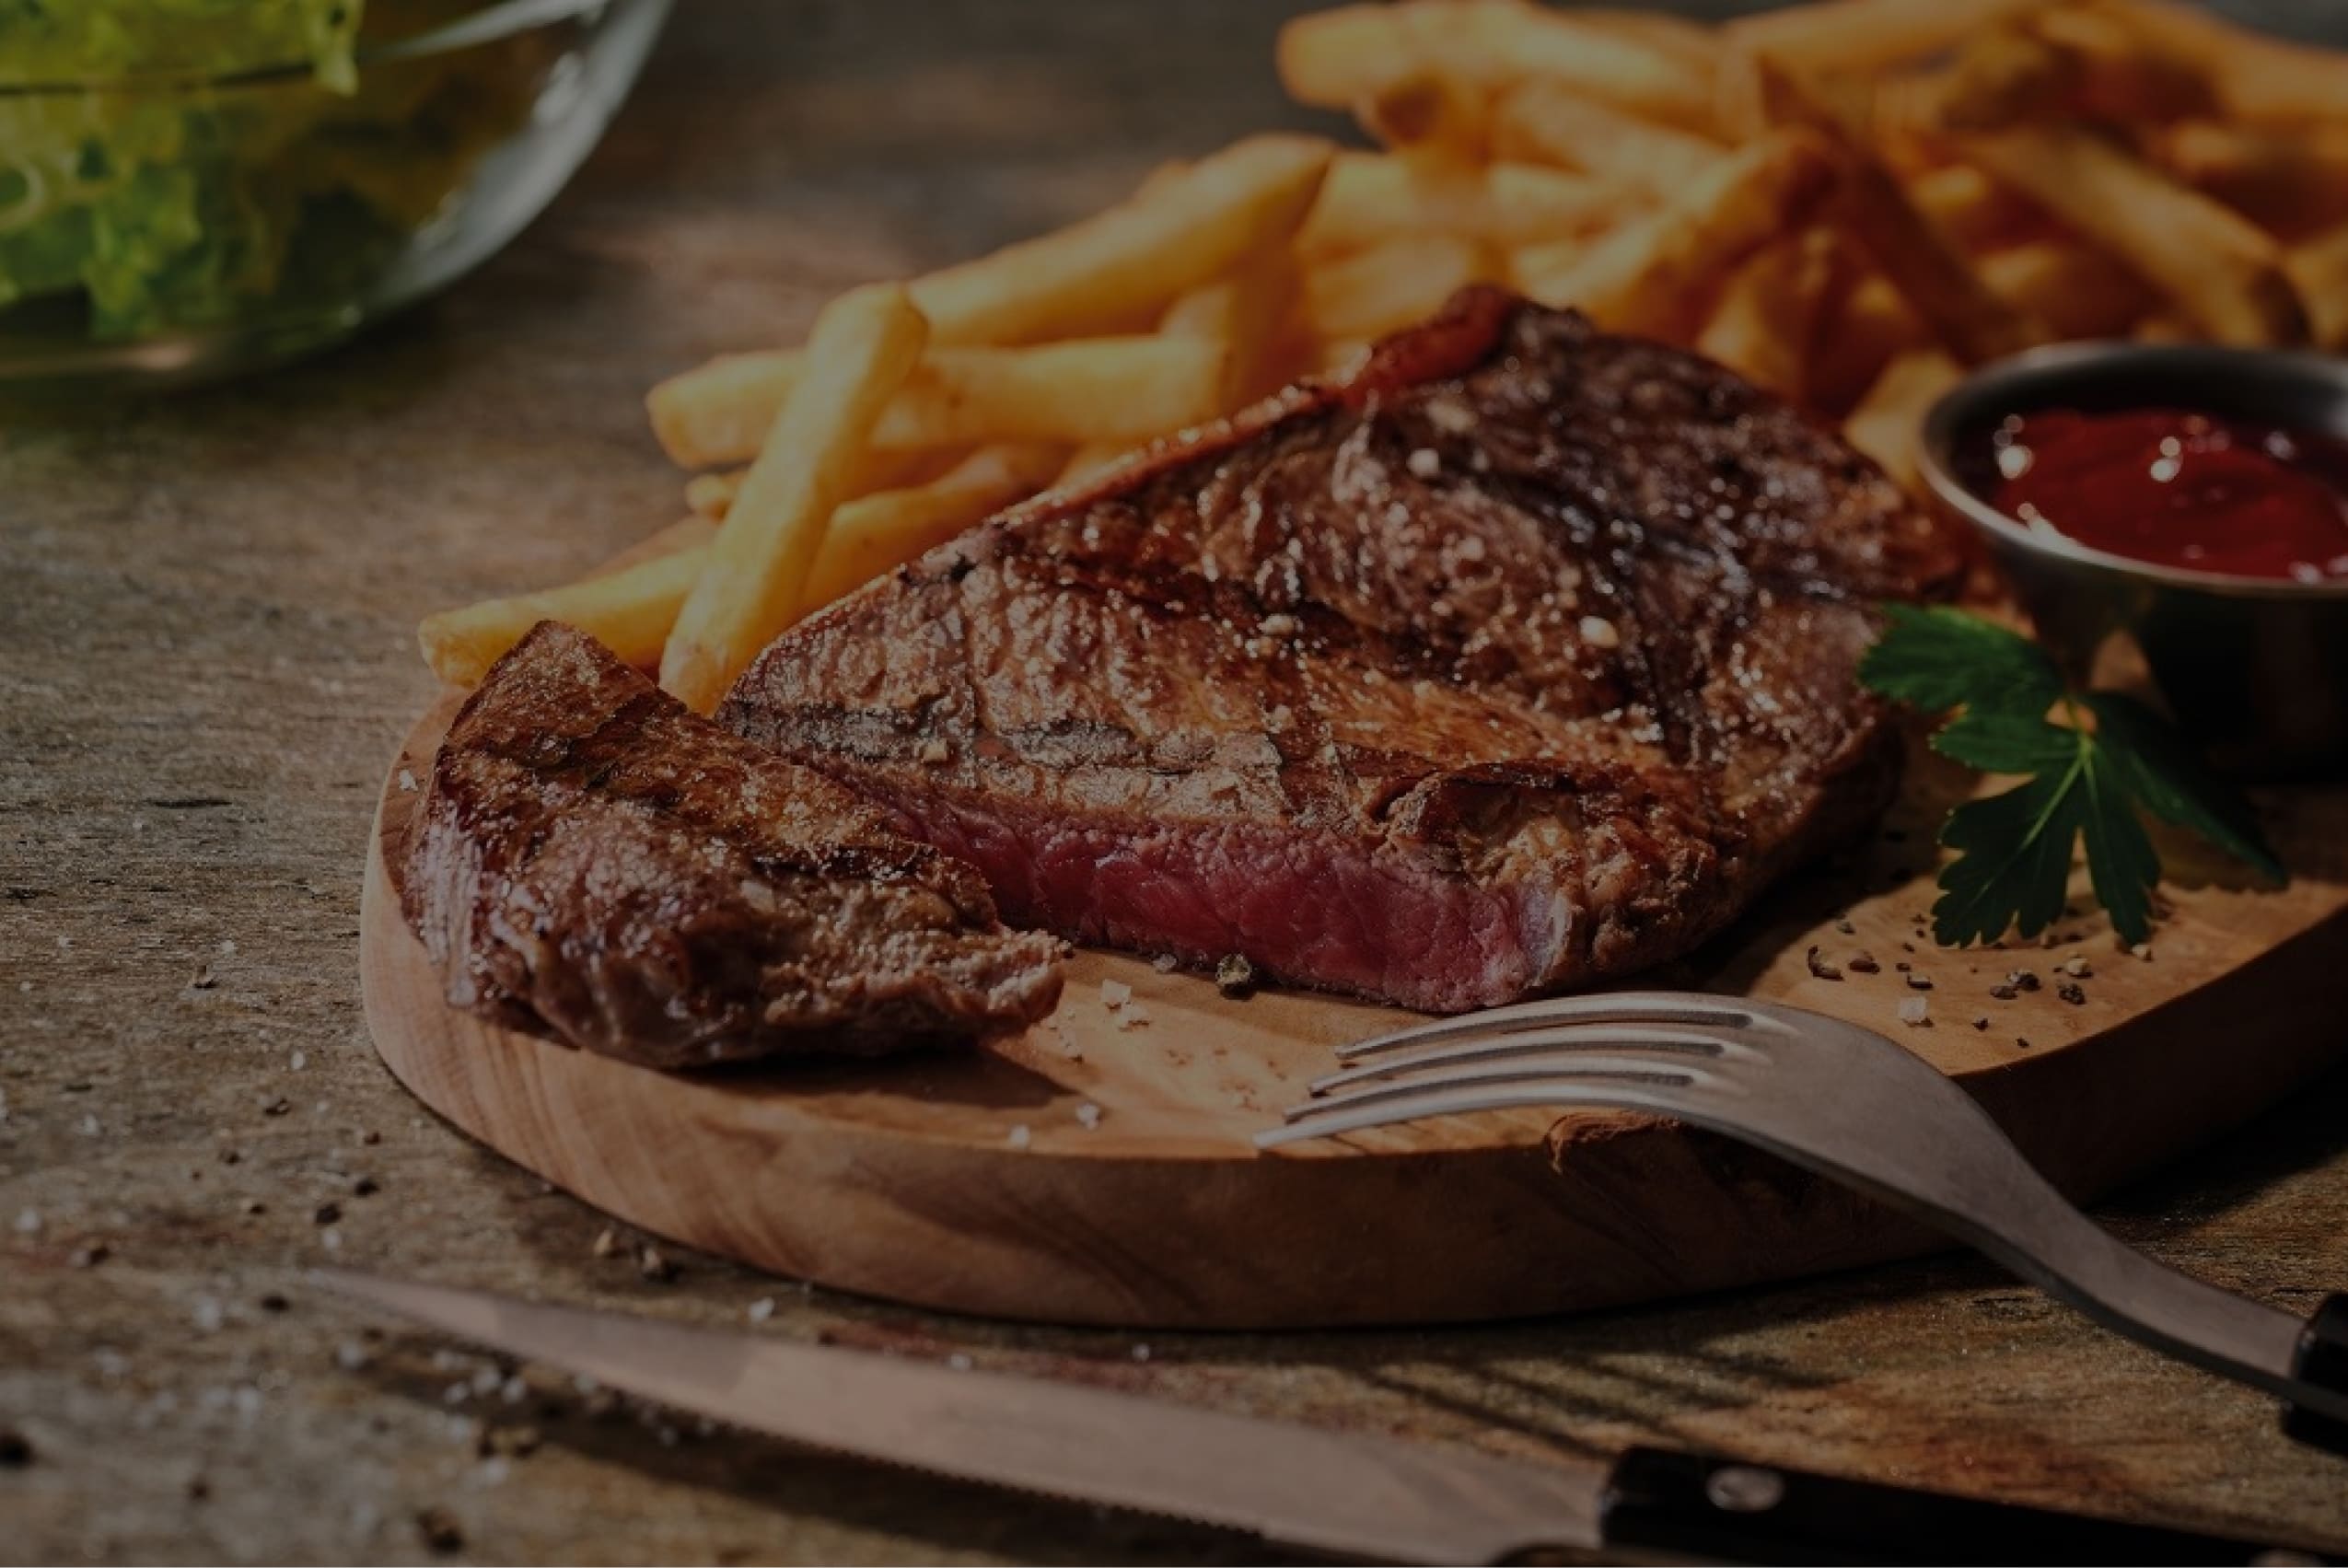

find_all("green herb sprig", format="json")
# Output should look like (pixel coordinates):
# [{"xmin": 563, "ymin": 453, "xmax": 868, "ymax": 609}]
[{"xmin": 1858, "ymin": 604, "xmax": 2284, "ymax": 947}]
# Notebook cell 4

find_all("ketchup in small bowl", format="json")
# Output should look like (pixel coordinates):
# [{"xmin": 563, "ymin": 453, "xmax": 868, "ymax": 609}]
[
  {"xmin": 1919, "ymin": 342, "xmax": 2348, "ymax": 779},
  {"xmin": 1991, "ymin": 409, "xmax": 2348, "ymax": 585}
]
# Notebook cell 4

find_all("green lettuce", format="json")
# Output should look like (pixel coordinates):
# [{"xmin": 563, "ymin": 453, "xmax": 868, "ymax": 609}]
[{"xmin": 0, "ymin": 1, "xmax": 515, "ymax": 342}]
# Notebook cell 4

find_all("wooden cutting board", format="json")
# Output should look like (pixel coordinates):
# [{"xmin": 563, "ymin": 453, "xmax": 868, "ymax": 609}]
[{"xmin": 363, "ymin": 694, "xmax": 2348, "ymax": 1330}]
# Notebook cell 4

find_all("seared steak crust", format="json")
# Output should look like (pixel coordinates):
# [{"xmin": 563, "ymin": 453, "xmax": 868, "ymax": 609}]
[
  {"xmin": 723, "ymin": 292, "xmax": 1961, "ymax": 1013},
  {"xmin": 402, "ymin": 622, "xmax": 1064, "ymax": 1067}
]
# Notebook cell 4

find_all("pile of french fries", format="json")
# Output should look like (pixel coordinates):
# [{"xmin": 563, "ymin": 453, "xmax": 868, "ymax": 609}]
[{"xmin": 421, "ymin": 0, "xmax": 2348, "ymax": 710}]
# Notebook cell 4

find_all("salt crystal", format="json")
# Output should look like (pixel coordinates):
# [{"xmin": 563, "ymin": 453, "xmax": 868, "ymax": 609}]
[
  {"xmin": 1075, "ymin": 1102, "xmax": 1103, "ymax": 1131},
  {"xmin": 1006, "ymin": 1124, "xmax": 1032, "ymax": 1151},
  {"xmin": 288, "ymin": 1051, "xmax": 307, "ymax": 1071},
  {"xmin": 1099, "ymin": 980, "xmax": 1132, "ymax": 1009},
  {"xmin": 1406, "ymin": 447, "xmax": 1442, "ymax": 479},
  {"xmin": 397, "ymin": 769, "xmax": 418, "ymax": 793},
  {"xmin": 192, "ymin": 1296, "xmax": 225, "ymax": 1333},
  {"xmin": 471, "ymin": 1366, "xmax": 503, "ymax": 1397},
  {"xmin": 79, "ymin": 1114, "xmax": 99, "ymax": 1136},
  {"xmin": 947, "ymin": 1353, "xmax": 973, "ymax": 1372},
  {"xmin": 1131, "ymin": 1344, "xmax": 1153, "ymax": 1363},
  {"xmin": 334, "ymin": 1342, "xmax": 372, "ymax": 1372},
  {"xmin": 747, "ymin": 1297, "xmax": 775, "ymax": 1323},
  {"xmin": 1578, "ymin": 616, "xmax": 1620, "ymax": 650},
  {"xmin": 1897, "ymin": 997, "xmax": 1931, "ymax": 1028},
  {"xmin": 917, "ymin": 738, "xmax": 952, "ymax": 766}
]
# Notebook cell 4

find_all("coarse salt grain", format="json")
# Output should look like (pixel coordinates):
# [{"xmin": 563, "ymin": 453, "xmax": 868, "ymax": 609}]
[
  {"xmin": 1578, "ymin": 616, "xmax": 1620, "ymax": 649},
  {"xmin": 1406, "ymin": 447, "xmax": 1442, "ymax": 479},
  {"xmin": 397, "ymin": 769, "xmax": 418, "ymax": 793},
  {"xmin": 1075, "ymin": 1102, "xmax": 1103, "ymax": 1131},
  {"xmin": 1099, "ymin": 980, "xmax": 1132, "ymax": 1009},
  {"xmin": 1116, "ymin": 1004, "xmax": 1150, "ymax": 1029},
  {"xmin": 1006, "ymin": 1124, "xmax": 1032, "ymax": 1151},
  {"xmin": 1897, "ymin": 997, "xmax": 1930, "ymax": 1027},
  {"xmin": 192, "ymin": 1297, "xmax": 225, "ymax": 1333},
  {"xmin": 947, "ymin": 1353, "xmax": 972, "ymax": 1372}
]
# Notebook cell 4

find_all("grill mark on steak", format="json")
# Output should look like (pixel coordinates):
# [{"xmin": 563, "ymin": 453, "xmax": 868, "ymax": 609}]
[
  {"xmin": 723, "ymin": 291, "xmax": 1961, "ymax": 1013},
  {"xmin": 401, "ymin": 621, "xmax": 1064, "ymax": 1068}
]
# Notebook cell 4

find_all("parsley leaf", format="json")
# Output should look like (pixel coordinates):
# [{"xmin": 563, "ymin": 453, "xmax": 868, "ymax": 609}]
[{"xmin": 1860, "ymin": 607, "xmax": 2284, "ymax": 948}]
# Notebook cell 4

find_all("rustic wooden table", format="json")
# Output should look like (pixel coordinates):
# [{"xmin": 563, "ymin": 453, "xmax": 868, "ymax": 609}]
[{"xmin": 6, "ymin": 2, "xmax": 2348, "ymax": 1561}]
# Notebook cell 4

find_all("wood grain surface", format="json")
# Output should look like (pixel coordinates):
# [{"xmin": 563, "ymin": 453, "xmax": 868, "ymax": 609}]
[
  {"xmin": 367, "ymin": 686, "xmax": 2348, "ymax": 1328},
  {"xmin": 9, "ymin": 3, "xmax": 2348, "ymax": 1562}
]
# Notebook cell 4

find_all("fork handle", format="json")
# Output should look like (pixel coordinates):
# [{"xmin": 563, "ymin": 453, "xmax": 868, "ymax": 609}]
[
  {"xmin": 1597, "ymin": 1446, "xmax": 2341, "ymax": 1565},
  {"xmin": 2285, "ymin": 1294, "xmax": 2348, "ymax": 1456}
]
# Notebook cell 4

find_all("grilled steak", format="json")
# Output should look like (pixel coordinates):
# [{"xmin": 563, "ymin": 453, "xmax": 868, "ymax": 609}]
[
  {"xmin": 401, "ymin": 621, "xmax": 1064, "ymax": 1067},
  {"xmin": 722, "ymin": 290, "xmax": 1962, "ymax": 1014}
]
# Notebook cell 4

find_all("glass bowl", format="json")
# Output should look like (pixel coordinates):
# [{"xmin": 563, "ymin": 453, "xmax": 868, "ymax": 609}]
[{"xmin": 0, "ymin": 0, "xmax": 673, "ymax": 393}]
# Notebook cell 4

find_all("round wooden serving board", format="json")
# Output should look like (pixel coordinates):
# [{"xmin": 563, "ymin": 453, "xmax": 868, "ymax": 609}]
[{"xmin": 364, "ymin": 694, "xmax": 2348, "ymax": 1329}]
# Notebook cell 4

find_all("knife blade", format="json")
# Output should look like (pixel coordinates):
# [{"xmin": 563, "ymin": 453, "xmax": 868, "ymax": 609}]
[{"xmin": 314, "ymin": 1269, "xmax": 2337, "ymax": 1566}]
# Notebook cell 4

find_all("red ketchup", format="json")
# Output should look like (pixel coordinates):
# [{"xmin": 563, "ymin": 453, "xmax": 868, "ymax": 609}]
[{"xmin": 1990, "ymin": 408, "xmax": 2348, "ymax": 583}]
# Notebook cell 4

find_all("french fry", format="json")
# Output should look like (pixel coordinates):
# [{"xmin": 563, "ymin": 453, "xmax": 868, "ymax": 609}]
[
  {"xmin": 1962, "ymin": 124, "xmax": 2308, "ymax": 347},
  {"xmin": 1568, "ymin": 7, "xmax": 1723, "ymax": 78},
  {"xmin": 1055, "ymin": 441, "xmax": 1132, "ymax": 488},
  {"xmin": 1279, "ymin": 2, "xmax": 1715, "ymax": 133},
  {"xmin": 1808, "ymin": 272, "xmax": 1926, "ymax": 416},
  {"xmin": 1694, "ymin": 228, "xmax": 1844, "ymax": 401},
  {"xmin": 1921, "ymin": 23, "xmax": 2086, "ymax": 133},
  {"xmin": 2287, "ymin": 223, "xmax": 2348, "ymax": 352},
  {"xmin": 1721, "ymin": 0, "xmax": 2040, "ymax": 75},
  {"xmin": 1903, "ymin": 163, "xmax": 2041, "ymax": 254},
  {"xmin": 2027, "ymin": 5, "xmax": 2216, "ymax": 123},
  {"xmin": 1844, "ymin": 348, "xmax": 1963, "ymax": 492},
  {"xmin": 1161, "ymin": 248, "xmax": 1306, "ymax": 410},
  {"xmin": 418, "ymin": 519, "xmax": 719, "ymax": 688},
  {"xmin": 1299, "ymin": 232, "xmax": 1498, "ymax": 346},
  {"xmin": 1755, "ymin": 55, "xmax": 2043, "ymax": 365},
  {"xmin": 2158, "ymin": 121, "xmax": 2348, "ymax": 237},
  {"xmin": 660, "ymin": 282, "xmax": 928, "ymax": 712},
  {"xmin": 1354, "ymin": 70, "xmax": 1489, "ymax": 163},
  {"xmin": 1977, "ymin": 241, "xmax": 2156, "ymax": 341},
  {"xmin": 1490, "ymin": 82, "xmax": 1725, "ymax": 193},
  {"xmin": 1514, "ymin": 130, "xmax": 1836, "ymax": 342},
  {"xmin": 685, "ymin": 470, "xmax": 741, "ymax": 520},
  {"xmin": 2092, "ymin": 0, "xmax": 2348, "ymax": 122},
  {"xmin": 651, "ymin": 337, "xmax": 1229, "ymax": 468},
  {"xmin": 1298, "ymin": 152, "xmax": 1623, "ymax": 258},
  {"xmin": 905, "ymin": 134, "xmax": 1331, "ymax": 345},
  {"xmin": 799, "ymin": 443, "xmax": 1065, "ymax": 609}
]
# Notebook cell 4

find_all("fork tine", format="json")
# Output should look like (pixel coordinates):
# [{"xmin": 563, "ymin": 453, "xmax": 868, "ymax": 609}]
[
  {"xmin": 1256, "ymin": 1073, "xmax": 1705, "ymax": 1149},
  {"xmin": 1308, "ymin": 1024, "xmax": 1736, "ymax": 1097},
  {"xmin": 1338, "ymin": 990, "xmax": 1764, "ymax": 1062},
  {"xmin": 1294, "ymin": 1053, "xmax": 1717, "ymax": 1123}
]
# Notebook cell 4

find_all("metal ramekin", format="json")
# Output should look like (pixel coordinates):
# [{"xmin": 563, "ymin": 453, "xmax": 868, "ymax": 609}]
[{"xmin": 1918, "ymin": 342, "xmax": 2348, "ymax": 781}]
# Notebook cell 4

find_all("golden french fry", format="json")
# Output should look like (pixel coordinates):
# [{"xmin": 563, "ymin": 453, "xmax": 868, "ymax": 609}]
[
  {"xmin": 1568, "ymin": 7, "xmax": 1722, "ymax": 76},
  {"xmin": 2287, "ymin": 222, "xmax": 2348, "ymax": 351},
  {"xmin": 661, "ymin": 282, "xmax": 928, "ymax": 712},
  {"xmin": 1923, "ymin": 23, "xmax": 2086, "ymax": 133},
  {"xmin": 1490, "ymin": 81, "xmax": 1725, "ymax": 192},
  {"xmin": 1755, "ymin": 55, "xmax": 2043, "ymax": 365},
  {"xmin": 1962, "ymin": 124, "xmax": 2307, "ymax": 347},
  {"xmin": 1721, "ymin": 0, "xmax": 2040, "ymax": 74},
  {"xmin": 1808, "ymin": 272, "xmax": 1927, "ymax": 417},
  {"xmin": 1844, "ymin": 349, "xmax": 1963, "ymax": 493},
  {"xmin": 1279, "ymin": 1, "xmax": 1715, "ymax": 133},
  {"xmin": 651, "ymin": 336, "xmax": 1228, "ymax": 468},
  {"xmin": 2158, "ymin": 121, "xmax": 2348, "ymax": 237},
  {"xmin": 685, "ymin": 470, "xmax": 741, "ymax": 520},
  {"xmin": 2092, "ymin": 0, "xmax": 2348, "ymax": 122},
  {"xmin": 800, "ymin": 444, "xmax": 1065, "ymax": 610},
  {"xmin": 1162, "ymin": 248, "xmax": 1306, "ymax": 410},
  {"xmin": 1299, "ymin": 232, "xmax": 1498, "ymax": 346},
  {"xmin": 1903, "ymin": 163, "xmax": 2041, "ymax": 254},
  {"xmin": 1354, "ymin": 70, "xmax": 1489, "ymax": 162},
  {"xmin": 1054, "ymin": 440, "xmax": 1133, "ymax": 488},
  {"xmin": 1694, "ymin": 228, "xmax": 1844, "ymax": 401},
  {"xmin": 2027, "ymin": 5, "xmax": 2216, "ymax": 123},
  {"xmin": 1977, "ymin": 241, "xmax": 2156, "ymax": 341},
  {"xmin": 1298, "ymin": 152, "xmax": 1624, "ymax": 258},
  {"xmin": 1514, "ymin": 129, "xmax": 1836, "ymax": 343},
  {"xmin": 419, "ymin": 518, "xmax": 720, "ymax": 688},
  {"xmin": 907, "ymin": 134, "xmax": 1331, "ymax": 346}
]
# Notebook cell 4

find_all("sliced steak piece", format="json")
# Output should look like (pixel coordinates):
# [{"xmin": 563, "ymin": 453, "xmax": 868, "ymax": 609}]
[
  {"xmin": 401, "ymin": 621, "xmax": 1064, "ymax": 1068},
  {"xmin": 722, "ymin": 290, "xmax": 1963, "ymax": 1014}
]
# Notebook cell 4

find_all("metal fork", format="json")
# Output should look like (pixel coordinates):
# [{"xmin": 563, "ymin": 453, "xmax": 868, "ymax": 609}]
[{"xmin": 1257, "ymin": 991, "xmax": 2348, "ymax": 1453}]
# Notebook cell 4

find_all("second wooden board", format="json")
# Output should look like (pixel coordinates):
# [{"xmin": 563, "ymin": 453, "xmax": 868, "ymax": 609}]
[{"xmin": 365, "ymin": 696, "xmax": 2348, "ymax": 1328}]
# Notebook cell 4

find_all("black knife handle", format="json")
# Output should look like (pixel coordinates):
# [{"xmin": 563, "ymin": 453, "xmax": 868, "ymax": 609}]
[
  {"xmin": 1597, "ymin": 1446, "xmax": 2340, "ymax": 1565},
  {"xmin": 2285, "ymin": 1294, "xmax": 2348, "ymax": 1457}
]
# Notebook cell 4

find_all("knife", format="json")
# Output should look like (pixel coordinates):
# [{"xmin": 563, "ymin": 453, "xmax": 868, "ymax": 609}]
[{"xmin": 314, "ymin": 1269, "xmax": 2336, "ymax": 1565}]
